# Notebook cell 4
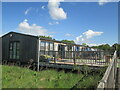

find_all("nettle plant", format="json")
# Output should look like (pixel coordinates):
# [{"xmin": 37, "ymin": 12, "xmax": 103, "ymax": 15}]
[{"xmin": 83, "ymin": 64, "xmax": 92, "ymax": 76}]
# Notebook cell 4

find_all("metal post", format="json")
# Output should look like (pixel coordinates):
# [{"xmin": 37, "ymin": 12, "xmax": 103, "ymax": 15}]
[
  {"xmin": 73, "ymin": 52, "xmax": 76, "ymax": 65},
  {"xmin": 54, "ymin": 57, "xmax": 56, "ymax": 64},
  {"xmin": 37, "ymin": 38, "xmax": 41, "ymax": 71}
]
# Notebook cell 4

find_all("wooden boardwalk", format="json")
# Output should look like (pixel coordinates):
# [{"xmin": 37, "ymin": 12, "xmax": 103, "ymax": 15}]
[
  {"xmin": 115, "ymin": 60, "xmax": 120, "ymax": 89},
  {"xmin": 50, "ymin": 61, "xmax": 107, "ymax": 67},
  {"xmin": 116, "ymin": 59, "xmax": 120, "ymax": 90},
  {"xmin": 116, "ymin": 68, "xmax": 120, "ymax": 89},
  {"xmin": 39, "ymin": 62, "xmax": 106, "ymax": 71}
]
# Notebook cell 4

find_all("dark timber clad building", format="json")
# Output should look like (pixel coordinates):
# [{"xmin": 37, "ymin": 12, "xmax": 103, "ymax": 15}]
[
  {"xmin": 2, "ymin": 32, "xmax": 39, "ymax": 63},
  {"xmin": 2, "ymin": 32, "xmax": 98, "ymax": 64}
]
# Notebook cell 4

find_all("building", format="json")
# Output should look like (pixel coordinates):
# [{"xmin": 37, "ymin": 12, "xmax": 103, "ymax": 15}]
[{"xmin": 2, "ymin": 32, "xmax": 98, "ymax": 65}]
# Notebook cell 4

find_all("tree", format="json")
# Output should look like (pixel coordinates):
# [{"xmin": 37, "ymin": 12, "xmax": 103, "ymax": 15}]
[
  {"xmin": 111, "ymin": 43, "xmax": 120, "ymax": 58},
  {"xmin": 82, "ymin": 43, "xmax": 87, "ymax": 46},
  {"xmin": 112, "ymin": 43, "xmax": 120, "ymax": 51},
  {"xmin": 99, "ymin": 44, "xmax": 111, "ymax": 50},
  {"xmin": 39, "ymin": 35, "xmax": 52, "ymax": 39},
  {"xmin": 61, "ymin": 40, "xmax": 75, "ymax": 44},
  {"xmin": 91, "ymin": 44, "xmax": 111, "ymax": 51}
]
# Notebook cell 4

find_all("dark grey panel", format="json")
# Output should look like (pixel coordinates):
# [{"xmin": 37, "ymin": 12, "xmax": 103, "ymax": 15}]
[{"xmin": 2, "ymin": 32, "xmax": 38, "ymax": 63}]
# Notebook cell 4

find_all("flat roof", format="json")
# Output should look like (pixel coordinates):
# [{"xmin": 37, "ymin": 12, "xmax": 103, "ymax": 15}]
[{"xmin": 2, "ymin": 31, "xmax": 96, "ymax": 48}]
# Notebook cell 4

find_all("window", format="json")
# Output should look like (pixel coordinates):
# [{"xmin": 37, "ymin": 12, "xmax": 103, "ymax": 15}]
[
  {"xmin": 50, "ymin": 42, "xmax": 53, "ymax": 51},
  {"xmin": 9, "ymin": 41, "xmax": 20, "ymax": 59},
  {"xmin": 40, "ymin": 41, "xmax": 45, "ymax": 50},
  {"xmin": 76, "ymin": 46, "xmax": 79, "ymax": 51},
  {"xmin": 68, "ymin": 45, "xmax": 72, "ymax": 51},
  {"xmin": 46, "ymin": 42, "xmax": 49, "ymax": 51}
]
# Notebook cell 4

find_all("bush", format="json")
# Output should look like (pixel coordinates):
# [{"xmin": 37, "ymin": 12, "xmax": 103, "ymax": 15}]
[{"xmin": 40, "ymin": 55, "xmax": 52, "ymax": 62}]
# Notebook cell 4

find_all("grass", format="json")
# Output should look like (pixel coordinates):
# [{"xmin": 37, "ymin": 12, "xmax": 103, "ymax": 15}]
[
  {"xmin": 2, "ymin": 65, "xmax": 104, "ymax": 88},
  {"xmin": 76, "ymin": 75, "xmax": 102, "ymax": 88}
]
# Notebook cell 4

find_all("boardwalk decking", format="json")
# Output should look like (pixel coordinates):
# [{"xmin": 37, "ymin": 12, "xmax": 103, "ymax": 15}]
[
  {"xmin": 116, "ymin": 60, "xmax": 120, "ymax": 89},
  {"xmin": 39, "ymin": 61, "xmax": 107, "ymax": 71},
  {"xmin": 49, "ymin": 59, "xmax": 108, "ymax": 67},
  {"xmin": 116, "ymin": 68, "xmax": 120, "ymax": 89},
  {"xmin": 50, "ymin": 61, "xmax": 107, "ymax": 67}
]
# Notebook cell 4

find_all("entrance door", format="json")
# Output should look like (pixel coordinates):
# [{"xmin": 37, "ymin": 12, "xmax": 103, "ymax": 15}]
[
  {"xmin": 58, "ymin": 45, "xmax": 65, "ymax": 59},
  {"xmin": 9, "ymin": 41, "xmax": 20, "ymax": 60}
]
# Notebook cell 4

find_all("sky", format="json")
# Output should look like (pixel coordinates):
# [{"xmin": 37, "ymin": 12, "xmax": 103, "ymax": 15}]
[{"xmin": 2, "ymin": 0, "xmax": 118, "ymax": 46}]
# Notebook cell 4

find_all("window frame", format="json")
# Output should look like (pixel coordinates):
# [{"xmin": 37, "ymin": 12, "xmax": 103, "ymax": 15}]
[{"xmin": 9, "ymin": 41, "xmax": 20, "ymax": 60}]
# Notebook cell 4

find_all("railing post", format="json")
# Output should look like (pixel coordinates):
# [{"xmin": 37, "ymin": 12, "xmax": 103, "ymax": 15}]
[
  {"xmin": 53, "ymin": 54, "xmax": 56, "ymax": 64},
  {"xmin": 97, "ymin": 51, "xmax": 117, "ymax": 89},
  {"xmin": 97, "ymin": 80, "xmax": 105, "ymax": 90},
  {"xmin": 73, "ymin": 52, "xmax": 76, "ymax": 65}
]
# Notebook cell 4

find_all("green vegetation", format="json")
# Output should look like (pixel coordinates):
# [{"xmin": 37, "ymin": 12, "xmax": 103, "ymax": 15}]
[
  {"xmin": 92, "ymin": 44, "xmax": 111, "ymax": 50},
  {"xmin": 2, "ymin": 65, "xmax": 105, "ymax": 88},
  {"xmin": 2, "ymin": 65, "xmax": 83, "ymax": 88},
  {"xmin": 39, "ymin": 35, "xmax": 52, "ymax": 39},
  {"xmin": 82, "ymin": 43, "xmax": 88, "ymax": 46},
  {"xmin": 61, "ymin": 40, "xmax": 75, "ymax": 44},
  {"xmin": 92, "ymin": 43, "xmax": 120, "ymax": 51},
  {"xmin": 76, "ymin": 75, "xmax": 102, "ymax": 88}
]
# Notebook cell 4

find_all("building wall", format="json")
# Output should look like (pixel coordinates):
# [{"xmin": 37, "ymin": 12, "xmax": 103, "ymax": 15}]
[{"xmin": 2, "ymin": 32, "xmax": 38, "ymax": 63}]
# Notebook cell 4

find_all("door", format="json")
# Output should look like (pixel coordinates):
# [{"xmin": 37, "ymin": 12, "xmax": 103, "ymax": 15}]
[
  {"xmin": 58, "ymin": 45, "xmax": 65, "ymax": 59},
  {"xmin": 9, "ymin": 41, "xmax": 20, "ymax": 60}
]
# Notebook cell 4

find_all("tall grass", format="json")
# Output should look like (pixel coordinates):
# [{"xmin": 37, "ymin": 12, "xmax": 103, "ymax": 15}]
[
  {"xmin": 2, "ymin": 65, "xmax": 83, "ymax": 88},
  {"xmin": 2, "ymin": 65, "xmax": 105, "ymax": 88}
]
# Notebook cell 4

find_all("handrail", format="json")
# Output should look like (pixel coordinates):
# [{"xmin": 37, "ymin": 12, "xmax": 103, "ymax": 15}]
[{"xmin": 97, "ymin": 51, "xmax": 117, "ymax": 89}]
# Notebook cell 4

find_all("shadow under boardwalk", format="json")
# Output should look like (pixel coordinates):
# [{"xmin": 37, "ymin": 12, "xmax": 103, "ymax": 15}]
[
  {"xmin": 39, "ymin": 62, "xmax": 106, "ymax": 71},
  {"xmin": 116, "ymin": 68, "xmax": 120, "ymax": 89}
]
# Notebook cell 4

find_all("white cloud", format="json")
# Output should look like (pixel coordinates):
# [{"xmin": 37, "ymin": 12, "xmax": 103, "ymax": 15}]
[
  {"xmin": 48, "ymin": 21, "xmax": 59, "ymax": 25},
  {"xmin": 88, "ymin": 43, "xmax": 107, "ymax": 46},
  {"xmin": 65, "ymin": 33, "xmax": 74, "ymax": 37},
  {"xmin": 49, "ymin": 35, "xmax": 54, "ymax": 37},
  {"xmin": 25, "ymin": 7, "xmax": 32, "ymax": 15},
  {"xmin": 74, "ymin": 30, "xmax": 103, "ymax": 44},
  {"xmin": 98, "ymin": 0, "xmax": 109, "ymax": 5},
  {"xmin": 17, "ymin": 19, "xmax": 50, "ymax": 36},
  {"xmin": 83, "ymin": 30, "xmax": 103, "ymax": 39},
  {"xmin": 87, "ymin": 43, "xmax": 98, "ymax": 46},
  {"xmin": 24, "ymin": 19, "xmax": 28, "ymax": 22},
  {"xmin": 48, "ymin": 0, "xmax": 67, "ymax": 20},
  {"xmin": 41, "ymin": 6, "xmax": 45, "ymax": 9}
]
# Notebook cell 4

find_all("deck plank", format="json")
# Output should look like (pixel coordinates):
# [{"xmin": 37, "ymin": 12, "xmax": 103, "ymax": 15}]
[
  {"xmin": 116, "ymin": 67, "xmax": 120, "ymax": 89},
  {"xmin": 117, "ymin": 68, "xmax": 120, "ymax": 89}
]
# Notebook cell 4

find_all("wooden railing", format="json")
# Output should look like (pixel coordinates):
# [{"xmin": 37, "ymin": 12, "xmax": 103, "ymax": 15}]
[
  {"xmin": 40, "ymin": 51, "xmax": 114, "ymax": 65},
  {"xmin": 97, "ymin": 51, "xmax": 117, "ymax": 89}
]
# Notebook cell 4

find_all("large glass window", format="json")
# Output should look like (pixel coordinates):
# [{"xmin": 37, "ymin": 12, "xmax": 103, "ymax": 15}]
[
  {"xmin": 68, "ymin": 45, "xmax": 72, "ymax": 51},
  {"xmin": 46, "ymin": 42, "xmax": 49, "ymax": 51},
  {"xmin": 50, "ymin": 42, "xmax": 53, "ymax": 51},
  {"xmin": 40, "ymin": 41, "xmax": 45, "ymax": 50},
  {"xmin": 9, "ymin": 41, "xmax": 20, "ymax": 59},
  {"xmin": 76, "ymin": 46, "xmax": 79, "ymax": 51}
]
